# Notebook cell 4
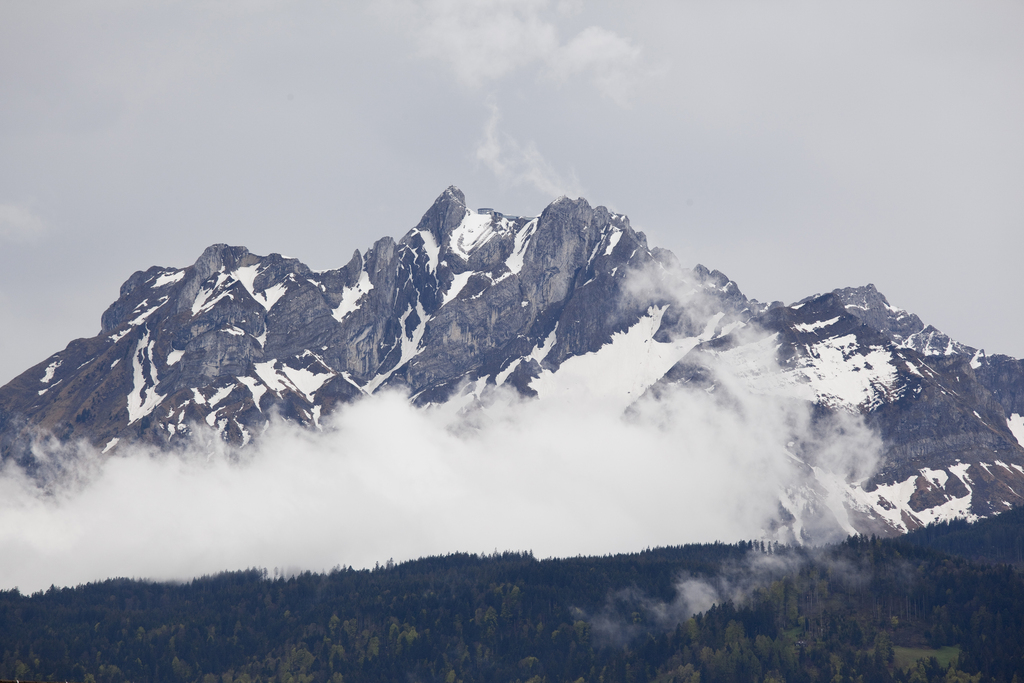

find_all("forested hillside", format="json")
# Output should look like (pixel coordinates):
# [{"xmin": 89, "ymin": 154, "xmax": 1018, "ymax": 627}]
[
  {"xmin": 901, "ymin": 506, "xmax": 1024, "ymax": 567},
  {"xmin": 2, "ymin": 530, "xmax": 1023, "ymax": 683}
]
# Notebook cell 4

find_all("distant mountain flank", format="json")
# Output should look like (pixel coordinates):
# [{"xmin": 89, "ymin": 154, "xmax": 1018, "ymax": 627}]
[{"xmin": 2, "ymin": 187, "xmax": 1023, "ymax": 541}]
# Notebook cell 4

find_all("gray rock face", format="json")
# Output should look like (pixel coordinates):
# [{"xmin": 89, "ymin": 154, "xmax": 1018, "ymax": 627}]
[
  {"xmin": 830, "ymin": 284, "xmax": 975, "ymax": 357},
  {"xmin": 2, "ymin": 186, "xmax": 1023, "ymax": 540},
  {"xmin": 653, "ymin": 287, "xmax": 1024, "ymax": 536},
  {"xmin": 975, "ymin": 355, "xmax": 1024, "ymax": 420},
  {"xmin": 0, "ymin": 187, "xmax": 703, "ymax": 456}
]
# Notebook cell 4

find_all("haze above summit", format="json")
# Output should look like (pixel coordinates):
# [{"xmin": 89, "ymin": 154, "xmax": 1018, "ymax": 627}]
[{"xmin": 1, "ymin": 1, "xmax": 1022, "ymax": 385}]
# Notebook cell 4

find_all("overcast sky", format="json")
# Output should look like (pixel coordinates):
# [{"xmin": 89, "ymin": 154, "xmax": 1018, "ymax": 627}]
[{"xmin": 1, "ymin": 0, "xmax": 1022, "ymax": 385}]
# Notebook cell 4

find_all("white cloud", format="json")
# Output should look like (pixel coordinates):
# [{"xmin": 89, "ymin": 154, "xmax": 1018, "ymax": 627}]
[
  {"xmin": 373, "ymin": 0, "xmax": 652, "ymax": 104},
  {"xmin": 0, "ymin": 258, "xmax": 881, "ymax": 595},
  {"xmin": 374, "ymin": 0, "xmax": 558, "ymax": 86},
  {"xmin": 476, "ymin": 102, "xmax": 583, "ymax": 196},
  {"xmin": 543, "ymin": 26, "xmax": 645, "ymax": 106},
  {"xmin": 0, "ymin": 203, "xmax": 47, "ymax": 244},
  {"xmin": 0, "ymin": 339, "xmax": 880, "ymax": 593}
]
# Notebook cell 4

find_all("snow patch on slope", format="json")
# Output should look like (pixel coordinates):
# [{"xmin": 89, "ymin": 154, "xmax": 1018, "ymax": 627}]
[
  {"xmin": 801, "ymin": 335, "xmax": 901, "ymax": 410},
  {"xmin": 442, "ymin": 272, "xmax": 474, "ymax": 306},
  {"xmin": 495, "ymin": 323, "xmax": 559, "ymax": 386},
  {"xmin": 253, "ymin": 362, "xmax": 289, "ymax": 394},
  {"xmin": 152, "ymin": 270, "xmax": 185, "ymax": 288},
  {"xmin": 207, "ymin": 385, "xmax": 235, "ymax": 408},
  {"xmin": 238, "ymin": 377, "xmax": 267, "ymax": 409},
  {"xmin": 530, "ymin": 307, "xmax": 704, "ymax": 411},
  {"xmin": 450, "ymin": 211, "xmax": 496, "ymax": 260},
  {"xmin": 714, "ymin": 333, "xmax": 901, "ymax": 411},
  {"xmin": 847, "ymin": 466, "xmax": 978, "ymax": 534},
  {"xmin": 40, "ymin": 359, "xmax": 62, "ymax": 384},
  {"xmin": 793, "ymin": 316, "xmax": 840, "ymax": 333},
  {"xmin": 233, "ymin": 265, "xmax": 288, "ymax": 311},
  {"xmin": 365, "ymin": 300, "xmax": 429, "ymax": 393},
  {"xmin": 505, "ymin": 219, "xmax": 537, "ymax": 276},
  {"xmin": 1008, "ymin": 413, "xmax": 1024, "ymax": 448},
  {"xmin": 127, "ymin": 332, "xmax": 164, "ymax": 424},
  {"xmin": 603, "ymin": 228, "xmax": 622, "ymax": 256},
  {"xmin": 279, "ymin": 365, "xmax": 334, "ymax": 402},
  {"xmin": 256, "ymin": 283, "xmax": 288, "ymax": 311},
  {"xmin": 414, "ymin": 229, "xmax": 440, "ymax": 273},
  {"xmin": 127, "ymin": 297, "xmax": 167, "ymax": 326},
  {"xmin": 333, "ymin": 269, "xmax": 374, "ymax": 322},
  {"xmin": 904, "ymin": 328, "xmax": 972, "ymax": 357},
  {"xmin": 712, "ymin": 334, "xmax": 812, "ymax": 400},
  {"xmin": 191, "ymin": 274, "xmax": 235, "ymax": 316}
]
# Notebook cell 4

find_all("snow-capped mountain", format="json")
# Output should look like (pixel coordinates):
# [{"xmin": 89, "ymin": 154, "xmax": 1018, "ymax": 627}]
[
  {"xmin": 2, "ymin": 187, "xmax": 1022, "ymax": 541},
  {"xmin": 658, "ymin": 286, "xmax": 1024, "ymax": 536}
]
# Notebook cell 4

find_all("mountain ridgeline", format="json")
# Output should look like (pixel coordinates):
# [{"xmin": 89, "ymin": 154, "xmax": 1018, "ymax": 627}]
[{"xmin": 1, "ymin": 187, "xmax": 1023, "ymax": 540}]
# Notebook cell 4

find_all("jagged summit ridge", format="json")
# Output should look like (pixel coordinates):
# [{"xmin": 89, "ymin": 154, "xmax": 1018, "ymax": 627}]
[
  {"xmin": 2, "ymin": 186, "xmax": 1024, "ymax": 543},
  {"xmin": 2, "ymin": 188, "xmax": 685, "ymax": 449},
  {"xmin": 789, "ymin": 283, "xmax": 980, "ymax": 362}
]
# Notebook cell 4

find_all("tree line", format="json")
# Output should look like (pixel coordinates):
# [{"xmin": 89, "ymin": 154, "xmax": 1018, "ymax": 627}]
[{"xmin": 2, "ymin": 519, "xmax": 1023, "ymax": 683}]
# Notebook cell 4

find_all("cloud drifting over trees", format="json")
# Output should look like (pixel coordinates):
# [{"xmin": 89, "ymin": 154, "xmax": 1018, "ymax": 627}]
[{"xmin": 0, "ymin": 358, "xmax": 880, "ymax": 593}]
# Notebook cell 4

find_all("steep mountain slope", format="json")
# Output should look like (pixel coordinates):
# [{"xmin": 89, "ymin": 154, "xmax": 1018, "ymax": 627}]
[
  {"xmin": 2, "ymin": 187, "xmax": 1022, "ymax": 542},
  {"xmin": 0, "ymin": 188, "xmax": 760, "ymax": 455},
  {"xmin": 655, "ymin": 286, "xmax": 1024, "ymax": 535}
]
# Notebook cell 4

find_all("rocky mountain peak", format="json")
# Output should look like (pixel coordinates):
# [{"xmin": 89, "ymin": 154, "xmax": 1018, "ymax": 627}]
[
  {"xmin": 830, "ymin": 283, "xmax": 975, "ymax": 357},
  {"xmin": 830, "ymin": 283, "xmax": 923, "ymax": 341},
  {"xmin": 2, "ymin": 187, "xmax": 1023, "ymax": 544},
  {"xmin": 414, "ymin": 185, "xmax": 469, "ymax": 247}
]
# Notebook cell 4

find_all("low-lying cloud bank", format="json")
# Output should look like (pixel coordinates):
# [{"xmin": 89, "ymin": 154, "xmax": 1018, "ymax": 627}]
[{"xmin": 0, "ymin": 365, "xmax": 880, "ymax": 593}]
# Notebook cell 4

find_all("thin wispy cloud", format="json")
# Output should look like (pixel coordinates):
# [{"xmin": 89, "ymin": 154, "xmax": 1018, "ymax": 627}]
[
  {"xmin": 374, "ymin": 0, "xmax": 558, "ymax": 86},
  {"xmin": 0, "ymin": 203, "xmax": 47, "ymax": 245},
  {"xmin": 475, "ymin": 102, "xmax": 583, "ymax": 197},
  {"xmin": 543, "ymin": 26, "xmax": 647, "ymax": 106},
  {"xmin": 373, "ymin": 0, "xmax": 656, "ymax": 198},
  {"xmin": 373, "ymin": 0, "xmax": 653, "ymax": 104}
]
